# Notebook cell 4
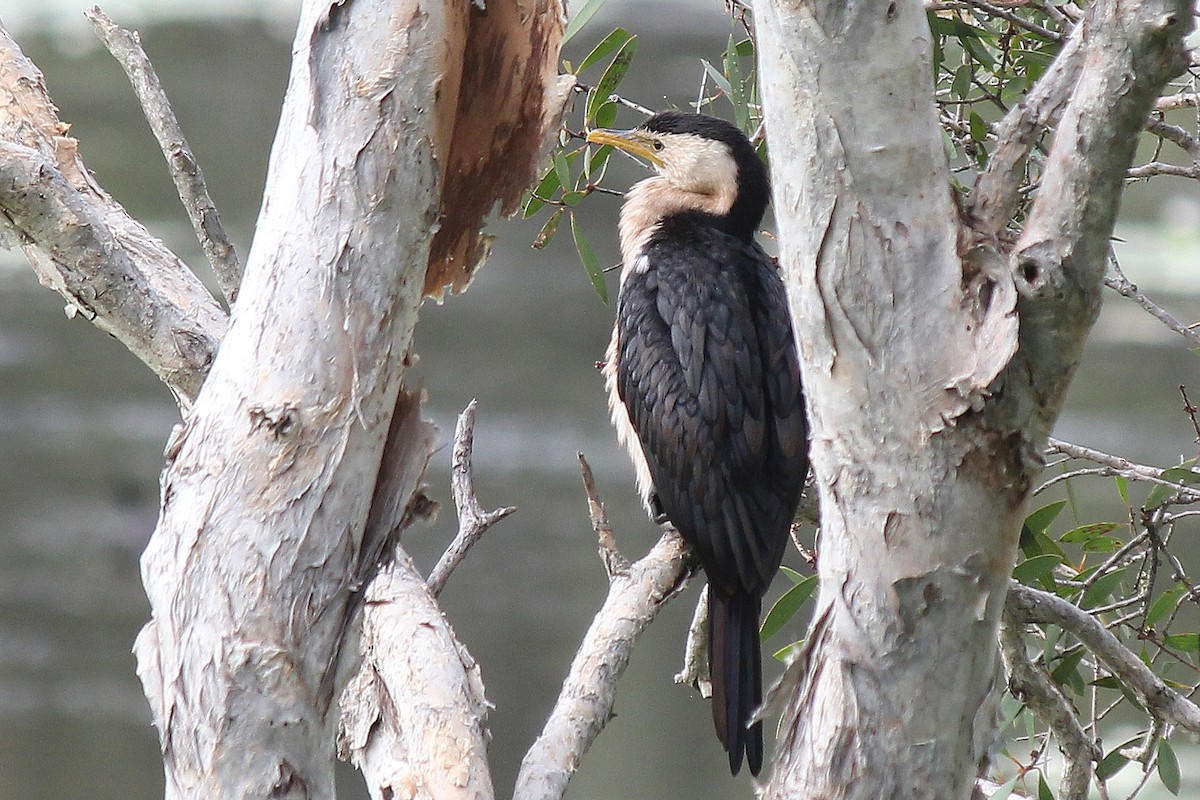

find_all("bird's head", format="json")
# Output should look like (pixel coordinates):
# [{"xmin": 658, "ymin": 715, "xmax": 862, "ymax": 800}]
[{"xmin": 586, "ymin": 111, "xmax": 768, "ymax": 238}]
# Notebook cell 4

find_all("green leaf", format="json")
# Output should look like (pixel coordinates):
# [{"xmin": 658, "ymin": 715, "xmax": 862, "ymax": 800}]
[
  {"xmin": 927, "ymin": 12, "xmax": 958, "ymax": 38},
  {"xmin": 772, "ymin": 640, "xmax": 803, "ymax": 663},
  {"xmin": 594, "ymin": 100, "xmax": 618, "ymax": 130},
  {"xmin": 951, "ymin": 64, "xmax": 972, "ymax": 98},
  {"xmin": 583, "ymin": 142, "xmax": 613, "ymax": 182},
  {"xmin": 779, "ymin": 566, "xmax": 809, "ymax": 585},
  {"xmin": 1059, "ymin": 521, "xmax": 1121, "ymax": 544},
  {"xmin": 1082, "ymin": 536, "xmax": 1123, "ymax": 553},
  {"xmin": 1049, "ymin": 648, "xmax": 1085, "ymax": 688},
  {"xmin": 571, "ymin": 214, "xmax": 608, "ymax": 304},
  {"xmin": 1159, "ymin": 740, "xmax": 1182, "ymax": 795},
  {"xmin": 1145, "ymin": 461, "xmax": 1200, "ymax": 510},
  {"xmin": 1080, "ymin": 568, "xmax": 1127, "ymax": 609},
  {"xmin": 700, "ymin": 58, "xmax": 734, "ymax": 99},
  {"xmin": 532, "ymin": 208, "xmax": 564, "ymax": 250},
  {"xmin": 1096, "ymin": 749, "xmax": 1129, "ymax": 781},
  {"xmin": 1146, "ymin": 587, "xmax": 1186, "ymax": 627},
  {"xmin": 562, "ymin": 0, "xmax": 606, "ymax": 46},
  {"xmin": 576, "ymin": 27, "xmax": 632, "ymax": 73},
  {"xmin": 761, "ymin": 576, "xmax": 819, "ymax": 642},
  {"xmin": 735, "ymin": 37, "xmax": 755, "ymax": 59},
  {"xmin": 1037, "ymin": 773, "xmax": 1054, "ymax": 800},
  {"xmin": 1025, "ymin": 501, "xmax": 1068, "ymax": 535},
  {"xmin": 523, "ymin": 166, "xmax": 562, "ymax": 218},
  {"xmin": 1012, "ymin": 554, "xmax": 1061, "ymax": 586},
  {"xmin": 968, "ymin": 111, "xmax": 988, "ymax": 143},
  {"xmin": 724, "ymin": 36, "xmax": 748, "ymax": 131},
  {"xmin": 1164, "ymin": 632, "xmax": 1200, "ymax": 652},
  {"xmin": 587, "ymin": 36, "xmax": 637, "ymax": 124},
  {"xmin": 1116, "ymin": 475, "xmax": 1129, "ymax": 504},
  {"xmin": 552, "ymin": 150, "xmax": 572, "ymax": 195},
  {"xmin": 988, "ymin": 774, "xmax": 1022, "ymax": 800}
]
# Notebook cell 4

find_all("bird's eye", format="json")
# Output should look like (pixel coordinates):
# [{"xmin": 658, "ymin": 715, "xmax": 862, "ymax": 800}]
[{"xmin": 652, "ymin": 139, "xmax": 664, "ymax": 151}]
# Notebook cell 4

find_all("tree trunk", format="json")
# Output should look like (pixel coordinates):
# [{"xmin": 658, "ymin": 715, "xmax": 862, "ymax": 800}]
[
  {"xmin": 132, "ymin": 1, "xmax": 445, "ymax": 796},
  {"xmin": 754, "ymin": 0, "xmax": 1190, "ymax": 797}
]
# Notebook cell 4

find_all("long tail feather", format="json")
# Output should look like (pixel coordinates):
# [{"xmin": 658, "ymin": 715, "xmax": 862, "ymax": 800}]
[{"xmin": 709, "ymin": 589, "xmax": 764, "ymax": 776}]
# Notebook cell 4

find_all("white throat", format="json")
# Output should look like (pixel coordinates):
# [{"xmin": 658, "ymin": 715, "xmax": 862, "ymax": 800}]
[{"xmin": 617, "ymin": 176, "xmax": 737, "ymax": 283}]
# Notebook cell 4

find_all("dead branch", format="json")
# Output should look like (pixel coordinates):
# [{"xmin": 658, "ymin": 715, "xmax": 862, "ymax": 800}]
[
  {"xmin": 427, "ymin": 399, "xmax": 517, "ymax": 597},
  {"xmin": 1104, "ymin": 256, "xmax": 1200, "ymax": 349},
  {"xmin": 578, "ymin": 451, "xmax": 630, "ymax": 577},
  {"xmin": 85, "ymin": 6, "xmax": 242, "ymax": 304},
  {"xmin": 513, "ymin": 464, "xmax": 694, "ymax": 800}
]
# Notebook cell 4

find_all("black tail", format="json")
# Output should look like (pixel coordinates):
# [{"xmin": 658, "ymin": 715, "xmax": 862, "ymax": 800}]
[{"xmin": 709, "ymin": 589, "xmax": 764, "ymax": 776}]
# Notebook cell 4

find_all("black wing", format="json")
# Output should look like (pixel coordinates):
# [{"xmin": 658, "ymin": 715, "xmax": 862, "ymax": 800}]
[{"xmin": 615, "ymin": 216, "xmax": 808, "ymax": 596}]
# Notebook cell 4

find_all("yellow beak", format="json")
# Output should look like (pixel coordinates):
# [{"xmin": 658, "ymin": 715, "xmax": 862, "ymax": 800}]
[{"xmin": 585, "ymin": 128, "xmax": 665, "ymax": 168}]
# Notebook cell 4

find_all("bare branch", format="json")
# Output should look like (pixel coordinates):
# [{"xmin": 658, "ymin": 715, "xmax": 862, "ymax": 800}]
[
  {"xmin": 0, "ymin": 22, "xmax": 227, "ymax": 405},
  {"xmin": 85, "ymin": 7, "xmax": 242, "ymax": 304},
  {"xmin": 1104, "ymin": 256, "xmax": 1200, "ymax": 349},
  {"xmin": 999, "ymin": 613, "xmax": 1098, "ymax": 800},
  {"xmin": 0, "ymin": 140, "xmax": 225, "ymax": 404},
  {"xmin": 1144, "ymin": 115, "xmax": 1200, "ymax": 156},
  {"xmin": 514, "ymin": 515, "xmax": 694, "ymax": 800},
  {"xmin": 1155, "ymin": 90, "xmax": 1200, "ymax": 110},
  {"xmin": 960, "ymin": 0, "xmax": 1065, "ymax": 41},
  {"xmin": 1046, "ymin": 437, "xmax": 1200, "ymax": 503},
  {"xmin": 427, "ymin": 400, "xmax": 516, "ymax": 597},
  {"xmin": 1006, "ymin": 582, "xmax": 1200, "ymax": 735},
  {"xmin": 1126, "ymin": 160, "xmax": 1200, "ymax": 179},
  {"xmin": 969, "ymin": 27, "xmax": 1085, "ymax": 234}
]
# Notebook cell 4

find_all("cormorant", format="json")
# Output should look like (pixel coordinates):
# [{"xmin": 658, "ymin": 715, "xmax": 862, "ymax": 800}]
[{"xmin": 587, "ymin": 112, "xmax": 808, "ymax": 776}]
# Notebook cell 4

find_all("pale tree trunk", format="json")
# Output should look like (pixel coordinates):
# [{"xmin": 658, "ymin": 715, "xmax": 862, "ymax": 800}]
[
  {"xmin": 755, "ymin": 0, "xmax": 1190, "ymax": 797},
  {"xmin": 126, "ymin": 0, "xmax": 568, "ymax": 798},
  {"xmin": 132, "ymin": 0, "xmax": 446, "ymax": 796}
]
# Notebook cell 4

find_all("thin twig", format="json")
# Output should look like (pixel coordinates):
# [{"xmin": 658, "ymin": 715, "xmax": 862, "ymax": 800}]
[
  {"xmin": 1104, "ymin": 257, "xmax": 1200, "ymax": 349},
  {"xmin": 1126, "ymin": 161, "xmax": 1200, "ymax": 179},
  {"xmin": 579, "ymin": 451, "xmax": 630, "ymax": 576},
  {"xmin": 427, "ymin": 400, "xmax": 517, "ymax": 597},
  {"xmin": 572, "ymin": 81, "xmax": 653, "ymax": 117},
  {"xmin": 86, "ymin": 6, "xmax": 242, "ymax": 304},
  {"xmin": 1179, "ymin": 385, "xmax": 1200, "ymax": 451}
]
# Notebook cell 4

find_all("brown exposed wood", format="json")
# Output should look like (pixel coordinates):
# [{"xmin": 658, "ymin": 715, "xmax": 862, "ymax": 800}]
[{"xmin": 426, "ymin": 0, "xmax": 573, "ymax": 298}]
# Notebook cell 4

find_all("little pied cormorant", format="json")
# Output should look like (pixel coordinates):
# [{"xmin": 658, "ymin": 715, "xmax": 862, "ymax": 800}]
[{"xmin": 587, "ymin": 112, "xmax": 809, "ymax": 777}]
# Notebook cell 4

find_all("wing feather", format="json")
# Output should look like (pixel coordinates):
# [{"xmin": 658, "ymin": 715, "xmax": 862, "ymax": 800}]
[{"xmin": 615, "ymin": 217, "xmax": 808, "ymax": 596}]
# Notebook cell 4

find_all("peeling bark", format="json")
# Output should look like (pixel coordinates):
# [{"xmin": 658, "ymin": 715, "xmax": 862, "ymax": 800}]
[{"xmin": 425, "ymin": 0, "xmax": 574, "ymax": 298}]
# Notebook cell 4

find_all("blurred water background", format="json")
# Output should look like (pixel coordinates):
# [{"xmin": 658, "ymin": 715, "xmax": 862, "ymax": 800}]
[{"xmin": 1, "ymin": 2, "xmax": 1200, "ymax": 799}]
